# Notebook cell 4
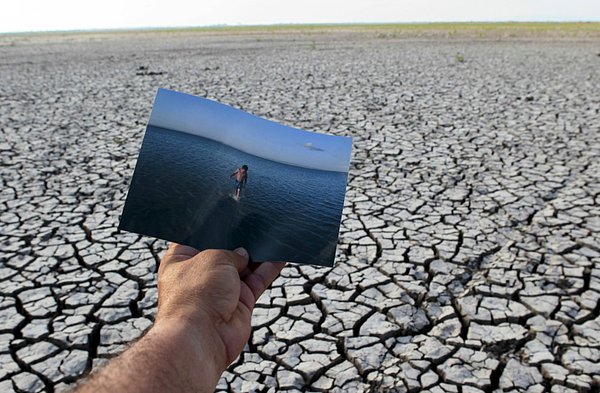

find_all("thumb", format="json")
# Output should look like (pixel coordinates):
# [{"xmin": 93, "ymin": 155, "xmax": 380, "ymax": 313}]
[{"xmin": 228, "ymin": 247, "xmax": 250, "ymax": 273}]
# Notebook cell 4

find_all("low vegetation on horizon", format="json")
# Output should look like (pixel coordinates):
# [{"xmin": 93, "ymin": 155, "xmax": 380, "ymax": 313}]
[{"xmin": 2, "ymin": 22, "xmax": 600, "ymax": 41}]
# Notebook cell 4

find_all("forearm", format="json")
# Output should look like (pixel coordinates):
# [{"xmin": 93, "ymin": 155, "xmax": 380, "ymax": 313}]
[{"xmin": 76, "ymin": 320, "xmax": 223, "ymax": 393}]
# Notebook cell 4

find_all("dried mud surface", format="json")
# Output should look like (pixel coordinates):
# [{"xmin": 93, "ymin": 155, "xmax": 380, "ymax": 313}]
[{"xmin": 1, "ymin": 31, "xmax": 599, "ymax": 392}]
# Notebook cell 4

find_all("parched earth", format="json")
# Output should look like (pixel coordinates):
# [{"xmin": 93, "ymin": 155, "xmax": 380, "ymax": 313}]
[{"xmin": 0, "ymin": 30, "xmax": 599, "ymax": 392}]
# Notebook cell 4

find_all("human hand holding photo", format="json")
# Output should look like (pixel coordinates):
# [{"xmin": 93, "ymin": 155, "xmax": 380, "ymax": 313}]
[{"xmin": 76, "ymin": 244, "xmax": 286, "ymax": 393}]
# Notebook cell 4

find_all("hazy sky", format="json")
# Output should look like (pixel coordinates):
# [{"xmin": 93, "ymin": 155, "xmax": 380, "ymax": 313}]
[
  {"xmin": 2, "ymin": 0, "xmax": 599, "ymax": 33},
  {"xmin": 149, "ymin": 89, "xmax": 352, "ymax": 173}
]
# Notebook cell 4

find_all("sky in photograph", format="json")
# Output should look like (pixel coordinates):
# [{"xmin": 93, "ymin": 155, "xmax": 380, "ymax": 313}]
[
  {"xmin": 2, "ymin": 0, "xmax": 599, "ymax": 33},
  {"xmin": 149, "ymin": 89, "xmax": 352, "ymax": 173}
]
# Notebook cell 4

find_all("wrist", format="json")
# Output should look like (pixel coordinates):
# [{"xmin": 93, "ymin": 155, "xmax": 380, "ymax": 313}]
[{"xmin": 150, "ymin": 316, "xmax": 226, "ymax": 388}]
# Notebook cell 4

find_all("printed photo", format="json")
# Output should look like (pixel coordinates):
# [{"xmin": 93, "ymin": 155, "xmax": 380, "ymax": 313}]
[{"xmin": 119, "ymin": 89, "xmax": 352, "ymax": 266}]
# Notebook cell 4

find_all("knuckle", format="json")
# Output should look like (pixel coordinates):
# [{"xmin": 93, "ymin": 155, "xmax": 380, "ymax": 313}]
[{"xmin": 201, "ymin": 249, "xmax": 229, "ymax": 264}]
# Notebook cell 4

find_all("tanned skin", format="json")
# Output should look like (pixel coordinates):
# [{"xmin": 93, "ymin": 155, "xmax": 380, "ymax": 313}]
[
  {"xmin": 230, "ymin": 165, "xmax": 248, "ymax": 199},
  {"xmin": 75, "ymin": 244, "xmax": 285, "ymax": 393}
]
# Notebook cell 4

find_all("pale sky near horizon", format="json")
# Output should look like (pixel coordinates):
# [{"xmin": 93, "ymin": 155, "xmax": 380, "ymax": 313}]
[{"xmin": 2, "ymin": 0, "xmax": 599, "ymax": 33}]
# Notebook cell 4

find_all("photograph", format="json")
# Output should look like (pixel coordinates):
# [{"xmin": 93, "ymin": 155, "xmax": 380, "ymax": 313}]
[{"xmin": 119, "ymin": 88, "xmax": 352, "ymax": 266}]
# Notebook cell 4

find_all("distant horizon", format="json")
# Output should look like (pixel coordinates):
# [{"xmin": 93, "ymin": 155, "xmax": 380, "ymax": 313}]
[
  {"xmin": 2, "ymin": 21, "xmax": 600, "ymax": 35},
  {"xmin": 3, "ymin": 0, "xmax": 600, "ymax": 34}
]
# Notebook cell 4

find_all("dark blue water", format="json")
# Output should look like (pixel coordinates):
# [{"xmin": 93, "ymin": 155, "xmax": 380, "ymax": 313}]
[{"xmin": 120, "ymin": 126, "xmax": 348, "ymax": 266}]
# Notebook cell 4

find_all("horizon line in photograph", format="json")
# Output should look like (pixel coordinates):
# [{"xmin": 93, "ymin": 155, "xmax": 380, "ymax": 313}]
[{"xmin": 148, "ymin": 89, "xmax": 352, "ymax": 173}]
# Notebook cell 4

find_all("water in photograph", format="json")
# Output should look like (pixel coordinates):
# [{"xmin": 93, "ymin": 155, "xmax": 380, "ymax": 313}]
[{"xmin": 120, "ymin": 126, "xmax": 349, "ymax": 266}]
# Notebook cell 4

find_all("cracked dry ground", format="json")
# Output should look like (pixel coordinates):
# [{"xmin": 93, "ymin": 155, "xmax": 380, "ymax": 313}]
[{"xmin": 1, "ymin": 32, "xmax": 599, "ymax": 392}]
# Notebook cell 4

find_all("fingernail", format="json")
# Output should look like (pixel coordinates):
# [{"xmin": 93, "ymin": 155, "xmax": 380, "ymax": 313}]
[{"xmin": 234, "ymin": 247, "xmax": 248, "ymax": 257}]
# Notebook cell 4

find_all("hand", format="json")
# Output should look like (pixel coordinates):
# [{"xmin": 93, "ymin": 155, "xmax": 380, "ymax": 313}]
[
  {"xmin": 156, "ymin": 244, "xmax": 286, "ymax": 372},
  {"xmin": 76, "ymin": 245, "xmax": 285, "ymax": 393}
]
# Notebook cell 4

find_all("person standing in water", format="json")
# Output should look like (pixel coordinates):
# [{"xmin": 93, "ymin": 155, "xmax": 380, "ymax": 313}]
[{"xmin": 230, "ymin": 165, "xmax": 248, "ymax": 199}]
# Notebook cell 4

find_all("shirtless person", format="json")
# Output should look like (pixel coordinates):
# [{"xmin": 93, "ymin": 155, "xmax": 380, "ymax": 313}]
[{"xmin": 230, "ymin": 165, "xmax": 248, "ymax": 199}]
